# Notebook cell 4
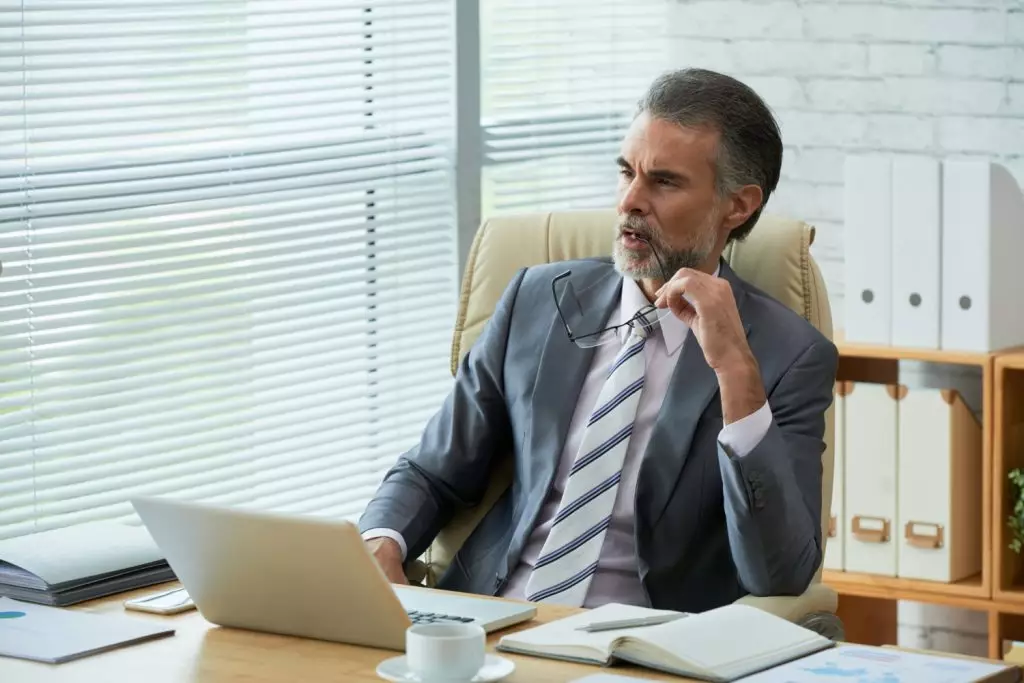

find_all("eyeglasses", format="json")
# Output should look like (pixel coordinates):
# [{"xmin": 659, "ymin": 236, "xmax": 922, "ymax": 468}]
[{"xmin": 551, "ymin": 234, "xmax": 673, "ymax": 348}]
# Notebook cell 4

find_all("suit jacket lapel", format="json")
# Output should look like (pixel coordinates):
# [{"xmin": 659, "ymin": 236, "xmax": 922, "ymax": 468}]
[
  {"xmin": 638, "ymin": 259, "xmax": 752, "ymax": 528},
  {"xmin": 531, "ymin": 263, "xmax": 622, "ymax": 472},
  {"xmin": 510, "ymin": 262, "xmax": 621, "ymax": 574}
]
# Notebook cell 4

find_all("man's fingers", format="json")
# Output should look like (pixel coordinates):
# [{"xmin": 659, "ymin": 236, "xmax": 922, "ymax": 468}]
[
  {"xmin": 656, "ymin": 274, "xmax": 689, "ymax": 301},
  {"xmin": 380, "ymin": 559, "xmax": 408, "ymax": 584},
  {"xmin": 667, "ymin": 292, "xmax": 697, "ymax": 325},
  {"xmin": 656, "ymin": 278, "xmax": 701, "ymax": 312},
  {"xmin": 664, "ymin": 267, "xmax": 710, "ymax": 289},
  {"xmin": 657, "ymin": 270, "xmax": 712, "ymax": 297},
  {"xmin": 367, "ymin": 537, "xmax": 408, "ymax": 584}
]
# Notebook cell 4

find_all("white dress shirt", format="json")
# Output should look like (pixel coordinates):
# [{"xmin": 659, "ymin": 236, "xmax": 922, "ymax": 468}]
[{"xmin": 365, "ymin": 274, "xmax": 772, "ymax": 607}]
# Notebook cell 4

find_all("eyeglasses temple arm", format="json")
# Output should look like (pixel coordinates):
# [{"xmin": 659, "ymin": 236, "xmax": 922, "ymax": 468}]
[{"xmin": 551, "ymin": 270, "xmax": 576, "ymax": 340}]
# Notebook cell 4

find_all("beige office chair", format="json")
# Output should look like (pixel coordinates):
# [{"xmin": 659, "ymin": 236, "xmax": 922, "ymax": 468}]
[{"xmin": 410, "ymin": 208, "xmax": 842, "ymax": 638}]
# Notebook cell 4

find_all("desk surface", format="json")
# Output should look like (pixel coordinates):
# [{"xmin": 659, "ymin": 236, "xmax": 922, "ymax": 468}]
[{"xmin": 1, "ymin": 583, "xmax": 681, "ymax": 683}]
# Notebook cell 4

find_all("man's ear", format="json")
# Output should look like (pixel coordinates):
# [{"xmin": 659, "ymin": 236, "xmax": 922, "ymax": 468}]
[{"xmin": 722, "ymin": 185, "xmax": 764, "ymax": 233}]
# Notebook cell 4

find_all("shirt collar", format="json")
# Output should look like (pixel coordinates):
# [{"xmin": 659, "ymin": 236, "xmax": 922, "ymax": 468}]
[{"xmin": 617, "ymin": 263, "xmax": 721, "ymax": 358}]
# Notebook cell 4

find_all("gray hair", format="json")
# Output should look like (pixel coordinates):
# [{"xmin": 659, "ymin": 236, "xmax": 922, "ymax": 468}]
[{"xmin": 636, "ymin": 68, "xmax": 783, "ymax": 241}]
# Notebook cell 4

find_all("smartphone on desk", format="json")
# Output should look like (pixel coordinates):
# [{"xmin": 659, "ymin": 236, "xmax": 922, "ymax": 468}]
[{"xmin": 124, "ymin": 587, "xmax": 196, "ymax": 615}]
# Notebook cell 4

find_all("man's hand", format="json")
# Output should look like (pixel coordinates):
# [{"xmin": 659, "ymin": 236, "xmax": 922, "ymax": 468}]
[
  {"xmin": 654, "ymin": 268, "xmax": 750, "ymax": 371},
  {"xmin": 366, "ymin": 537, "xmax": 409, "ymax": 585},
  {"xmin": 654, "ymin": 268, "xmax": 766, "ymax": 424}
]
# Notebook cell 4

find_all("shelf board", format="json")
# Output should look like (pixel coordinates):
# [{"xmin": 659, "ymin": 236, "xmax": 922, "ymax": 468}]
[
  {"xmin": 834, "ymin": 331, "xmax": 1024, "ymax": 366},
  {"xmin": 997, "ymin": 353, "xmax": 1024, "ymax": 371},
  {"xmin": 823, "ymin": 569, "xmax": 1024, "ymax": 615},
  {"xmin": 995, "ymin": 586, "xmax": 1024, "ymax": 606},
  {"xmin": 824, "ymin": 570, "xmax": 989, "ymax": 608},
  {"xmin": 835, "ymin": 339, "xmax": 991, "ymax": 366}
]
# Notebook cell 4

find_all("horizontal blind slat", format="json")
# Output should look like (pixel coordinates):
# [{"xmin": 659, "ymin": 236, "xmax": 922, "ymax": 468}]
[
  {"xmin": 1, "ymin": 175, "xmax": 452, "ymax": 229},
  {"xmin": 2, "ymin": 0, "xmax": 457, "ymax": 538}
]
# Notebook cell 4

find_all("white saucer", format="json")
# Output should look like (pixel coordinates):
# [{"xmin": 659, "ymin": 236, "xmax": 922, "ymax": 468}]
[{"xmin": 376, "ymin": 654, "xmax": 515, "ymax": 682}]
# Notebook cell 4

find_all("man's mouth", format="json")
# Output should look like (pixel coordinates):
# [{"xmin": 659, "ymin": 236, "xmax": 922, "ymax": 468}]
[{"xmin": 619, "ymin": 228, "xmax": 649, "ymax": 250}]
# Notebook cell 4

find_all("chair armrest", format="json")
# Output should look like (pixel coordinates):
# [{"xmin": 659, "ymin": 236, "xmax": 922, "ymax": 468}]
[
  {"xmin": 405, "ymin": 559, "xmax": 431, "ymax": 587},
  {"xmin": 733, "ymin": 582, "xmax": 838, "ymax": 622}
]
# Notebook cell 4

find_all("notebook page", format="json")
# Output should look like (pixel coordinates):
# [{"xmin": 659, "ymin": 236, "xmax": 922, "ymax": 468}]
[
  {"xmin": 620, "ymin": 603, "xmax": 828, "ymax": 677},
  {"xmin": 0, "ymin": 522, "xmax": 165, "ymax": 587},
  {"xmin": 497, "ymin": 603, "xmax": 680, "ymax": 662}
]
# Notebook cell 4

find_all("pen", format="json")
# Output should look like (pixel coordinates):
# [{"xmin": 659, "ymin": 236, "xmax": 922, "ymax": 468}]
[{"xmin": 574, "ymin": 613, "xmax": 687, "ymax": 633}]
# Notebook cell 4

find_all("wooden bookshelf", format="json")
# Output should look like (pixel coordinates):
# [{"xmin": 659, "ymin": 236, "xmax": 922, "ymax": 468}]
[{"xmin": 825, "ymin": 339, "xmax": 1024, "ymax": 659}]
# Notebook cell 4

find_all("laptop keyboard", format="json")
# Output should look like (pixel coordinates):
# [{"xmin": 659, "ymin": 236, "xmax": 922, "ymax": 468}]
[{"xmin": 406, "ymin": 610, "xmax": 475, "ymax": 625}]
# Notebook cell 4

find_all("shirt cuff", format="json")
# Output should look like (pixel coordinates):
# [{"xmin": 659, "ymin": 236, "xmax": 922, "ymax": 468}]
[
  {"xmin": 718, "ymin": 400, "xmax": 772, "ymax": 458},
  {"xmin": 361, "ymin": 528, "xmax": 408, "ymax": 561}
]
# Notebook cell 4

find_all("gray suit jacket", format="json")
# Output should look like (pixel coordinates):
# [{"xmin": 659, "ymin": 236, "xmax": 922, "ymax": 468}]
[{"xmin": 359, "ymin": 257, "xmax": 838, "ymax": 613}]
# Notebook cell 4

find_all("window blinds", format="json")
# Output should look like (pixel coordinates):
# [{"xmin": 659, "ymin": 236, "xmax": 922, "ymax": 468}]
[
  {"xmin": 480, "ymin": 0, "xmax": 671, "ymax": 215},
  {"xmin": 0, "ymin": 0, "xmax": 458, "ymax": 540}
]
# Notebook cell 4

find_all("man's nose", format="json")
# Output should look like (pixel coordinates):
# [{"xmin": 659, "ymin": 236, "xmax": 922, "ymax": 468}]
[{"xmin": 617, "ymin": 179, "xmax": 648, "ymax": 216}]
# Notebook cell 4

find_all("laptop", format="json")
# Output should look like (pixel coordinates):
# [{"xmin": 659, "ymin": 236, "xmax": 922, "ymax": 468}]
[{"xmin": 130, "ymin": 496, "xmax": 536, "ymax": 651}]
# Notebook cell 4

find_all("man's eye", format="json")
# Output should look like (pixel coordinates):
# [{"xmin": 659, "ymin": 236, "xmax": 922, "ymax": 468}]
[
  {"xmin": 618, "ymin": 168, "xmax": 633, "ymax": 178},
  {"xmin": 656, "ymin": 178, "xmax": 674, "ymax": 187}
]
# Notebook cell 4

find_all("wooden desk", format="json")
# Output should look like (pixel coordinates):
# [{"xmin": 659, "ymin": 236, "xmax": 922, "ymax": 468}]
[{"xmin": 0, "ymin": 583, "xmax": 679, "ymax": 683}]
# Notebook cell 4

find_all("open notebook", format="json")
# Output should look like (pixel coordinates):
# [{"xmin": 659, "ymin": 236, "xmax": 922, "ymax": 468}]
[{"xmin": 496, "ymin": 603, "xmax": 834, "ymax": 683}]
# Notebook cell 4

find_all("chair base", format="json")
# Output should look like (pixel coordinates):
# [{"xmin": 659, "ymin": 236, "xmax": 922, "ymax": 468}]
[{"xmin": 797, "ymin": 610, "xmax": 845, "ymax": 641}]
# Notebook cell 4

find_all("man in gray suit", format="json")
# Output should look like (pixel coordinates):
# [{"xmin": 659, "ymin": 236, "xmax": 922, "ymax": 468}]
[{"xmin": 358, "ymin": 68, "xmax": 838, "ymax": 613}]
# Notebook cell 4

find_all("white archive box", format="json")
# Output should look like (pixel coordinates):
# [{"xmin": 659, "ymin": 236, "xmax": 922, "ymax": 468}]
[
  {"xmin": 843, "ymin": 155, "xmax": 893, "ymax": 346},
  {"xmin": 823, "ymin": 383, "xmax": 846, "ymax": 571},
  {"xmin": 941, "ymin": 160, "xmax": 1024, "ymax": 352},
  {"xmin": 843, "ymin": 382, "xmax": 899, "ymax": 576},
  {"xmin": 895, "ymin": 370, "xmax": 983, "ymax": 583},
  {"xmin": 891, "ymin": 156, "xmax": 941, "ymax": 349}
]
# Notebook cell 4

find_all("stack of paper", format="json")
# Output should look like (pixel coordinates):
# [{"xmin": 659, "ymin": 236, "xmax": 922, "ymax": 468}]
[
  {"xmin": 0, "ymin": 597, "xmax": 174, "ymax": 664},
  {"xmin": 0, "ymin": 522, "xmax": 175, "ymax": 606}
]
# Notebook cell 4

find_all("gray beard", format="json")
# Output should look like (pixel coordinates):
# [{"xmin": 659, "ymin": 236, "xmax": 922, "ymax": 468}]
[
  {"xmin": 611, "ymin": 212, "xmax": 719, "ymax": 281},
  {"xmin": 612, "ymin": 238, "xmax": 712, "ymax": 280}
]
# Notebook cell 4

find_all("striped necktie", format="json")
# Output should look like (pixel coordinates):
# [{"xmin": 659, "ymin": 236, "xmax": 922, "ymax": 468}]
[{"xmin": 523, "ymin": 308, "xmax": 660, "ymax": 606}]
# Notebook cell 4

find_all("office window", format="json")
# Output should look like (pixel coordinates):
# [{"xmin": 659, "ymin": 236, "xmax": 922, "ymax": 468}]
[
  {"xmin": 479, "ymin": 0, "xmax": 671, "ymax": 216},
  {"xmin": 0, "ymin": 1, "xmax": 458, "ymax": 539}
]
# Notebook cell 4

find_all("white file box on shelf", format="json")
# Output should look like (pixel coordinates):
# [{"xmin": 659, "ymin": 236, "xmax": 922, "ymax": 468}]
[
  {"xmin": 896, "ymin": 386, "xmax": 983, "ymax": 583},
  {"xmin": 891, "ymin": 155, "xmax": 941, "ymax": 349},
  {"xmin": 844, "ymin": 382, "xmax": 899, "ymax": 576},
  {"xmin": 844, "ymin": 155, "xmax": 893, "ymax": 345},
  {"xmin": 941, "ymin": 160, "xmax": 1024, "ymax": 352}
]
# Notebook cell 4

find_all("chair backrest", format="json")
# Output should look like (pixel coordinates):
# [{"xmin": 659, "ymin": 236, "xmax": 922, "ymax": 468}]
[{"xmin": 423, "ymin": 209, "xmax": 835, "ymax": 585}]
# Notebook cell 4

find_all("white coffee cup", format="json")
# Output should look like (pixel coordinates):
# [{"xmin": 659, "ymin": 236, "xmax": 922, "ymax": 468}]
[{"xmin": 405, "ymin": 622, "xmax": 486, "ymax": 682}]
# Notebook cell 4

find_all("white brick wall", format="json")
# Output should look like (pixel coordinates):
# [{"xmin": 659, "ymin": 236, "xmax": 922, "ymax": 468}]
[
  {"xmin": 802, "ymin": 5, "xmax": 1008, "ymax": 44},
  {"xmin": 669, "ymin": 0, "xmax": 1023, "ymax": 312},
  {"xmin": 869, "ymin": 44, "xmax": 938, "ymax": 75},
  {"xmin": 667, "ymin": 0, "xmax": 1021, "ymax": 654},
  {"xmin": 938, "ymin": 45, "xmax": 1014, "ymax": 77}
]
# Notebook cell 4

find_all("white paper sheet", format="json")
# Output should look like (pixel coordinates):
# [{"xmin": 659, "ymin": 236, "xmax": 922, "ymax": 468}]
[
  {"xmin": 736, "ymin": 645, "xmax": 1010, "ymax": 683},
  {"xmin": 0, "ymin": 597, "xmax": 174, "ymax": 664}
]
